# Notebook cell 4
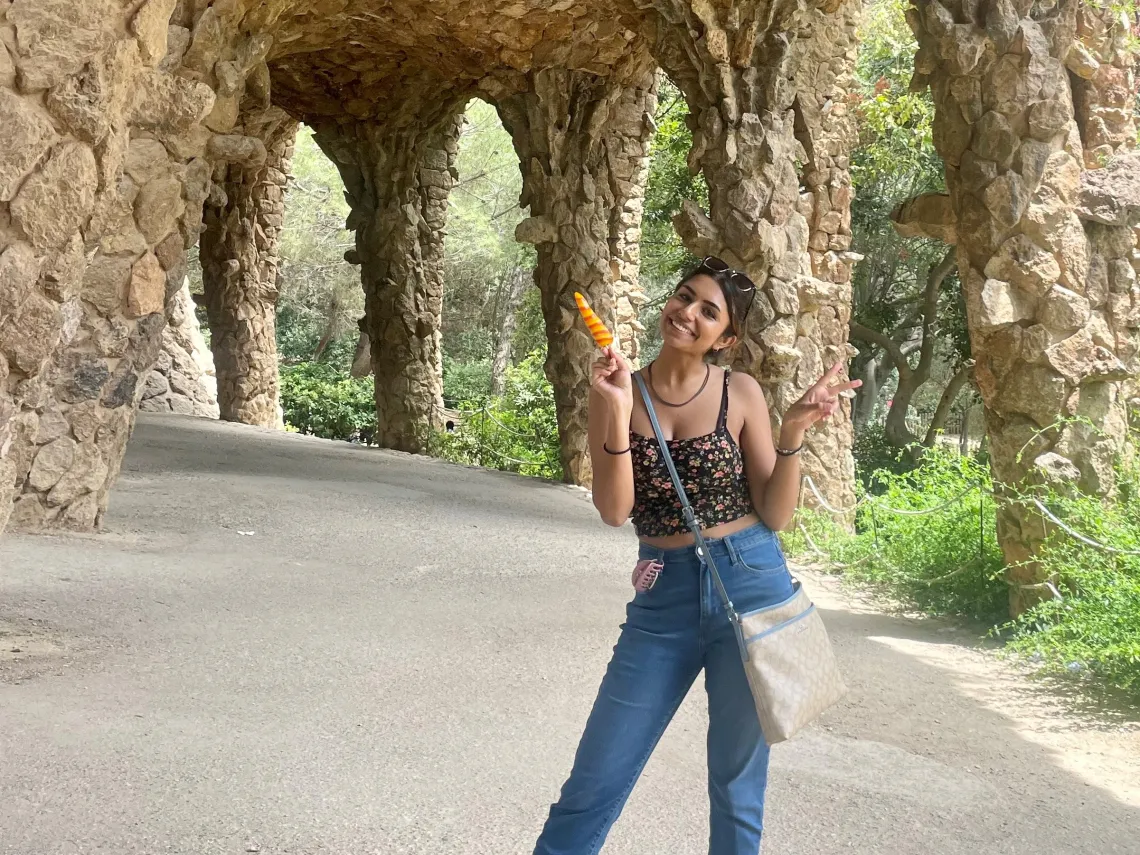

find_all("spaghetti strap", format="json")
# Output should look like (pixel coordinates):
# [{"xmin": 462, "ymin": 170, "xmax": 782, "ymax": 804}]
[{"xmin": 716, "ymin": 368, "xmax": 731, "ymax": 431}]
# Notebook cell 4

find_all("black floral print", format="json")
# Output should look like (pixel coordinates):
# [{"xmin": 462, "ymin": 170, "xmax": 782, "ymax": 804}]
[{"xmin": 630, "ymin": 370, "xmax": 755, "ymax": 537}]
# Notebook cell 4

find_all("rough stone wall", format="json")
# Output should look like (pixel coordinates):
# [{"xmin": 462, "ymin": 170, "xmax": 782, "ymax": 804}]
[
  {"xmin": 491, "ymin": 66, "xmax": 658, "ymax": 485},
  {"xmin": 637, "ymin": 0, "xmax": 862, "ymax": 510},
  {"xmin": 0, "ymin": 0, "xmax": 218, "ymax": 533},
  {"xmin": 0, "ymin": 0, "xmax": 305, "ymax": 533},
  {"xmin": 791, "ymin": 1, "xmax": 863, "ymax": 515},
  {"xmin": 314, "ymin": 101, "xmax": 466, "ymax": 454},
  {"xmin": 139, "ymin": 278, "xmax": 219, "ymax": 418},
  {"xmin": 1069, "ymin": 4, "xmax": 1138, "ymax": 169},
  {"xmin": 907, "ymin": 0, "xmax": 1140, "ymax": 613},
  {"xmin": 200, "ymin": 110, "xmax": 297, "ymax": 428}
]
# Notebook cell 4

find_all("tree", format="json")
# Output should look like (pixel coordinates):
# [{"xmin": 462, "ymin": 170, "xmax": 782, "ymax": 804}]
[
  {"xmin": 443, "ymin": 98, "xmax": 537, "ymax": 384},
  {"xmin": 847, "ymin": 0, "xmax": 974, "ymax": 448},
  {"xmin": 276, "ymin": 129, "xmax": 364, "ymax": 370}
]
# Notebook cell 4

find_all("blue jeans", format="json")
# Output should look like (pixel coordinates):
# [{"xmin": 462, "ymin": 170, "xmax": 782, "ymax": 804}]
[{"xmin": 534, "ymin": 523, "xmax": 795, "ymax": 855}]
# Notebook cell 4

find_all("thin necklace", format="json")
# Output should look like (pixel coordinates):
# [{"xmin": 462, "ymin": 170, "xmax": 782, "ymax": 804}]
[{"xmin": 647, "ymin": 362, "xmax": 710, "ymax": 408}]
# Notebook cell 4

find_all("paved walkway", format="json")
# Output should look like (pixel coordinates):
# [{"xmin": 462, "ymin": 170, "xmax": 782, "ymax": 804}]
[{"xmin": 1, "ymin": 414, "xmax": 1137, "ymax": 854}]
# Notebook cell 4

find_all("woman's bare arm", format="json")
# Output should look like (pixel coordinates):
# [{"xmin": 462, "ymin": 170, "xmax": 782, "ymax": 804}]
[{"xmin": 735, "ymin": 374, "xmax": 802, "ymax": 531}]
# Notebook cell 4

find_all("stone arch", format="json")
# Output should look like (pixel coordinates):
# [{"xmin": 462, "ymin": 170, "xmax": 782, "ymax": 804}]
[{"xmin": 0, "ymin": 0, "xmax": 865, "ymax": 533}]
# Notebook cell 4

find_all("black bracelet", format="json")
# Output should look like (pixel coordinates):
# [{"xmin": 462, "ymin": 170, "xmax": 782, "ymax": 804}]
[
  {"xmin": 775, "ymin": 444, "xmax": 803, "ymax": 457},
  {"xmin": 604, "ymin": 442, "xmax": 631, "ymax": 455}
]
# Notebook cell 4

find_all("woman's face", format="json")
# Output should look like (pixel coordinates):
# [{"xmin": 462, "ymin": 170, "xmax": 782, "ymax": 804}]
[{"xmin": 659, "ymin": 274, "xmax": 735, "ymax": 356}]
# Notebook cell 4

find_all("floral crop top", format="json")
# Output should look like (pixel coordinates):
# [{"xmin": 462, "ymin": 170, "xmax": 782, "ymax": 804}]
[{"xmin": 629, "ymin": 369, "xmax": 756, "ymax": 537}]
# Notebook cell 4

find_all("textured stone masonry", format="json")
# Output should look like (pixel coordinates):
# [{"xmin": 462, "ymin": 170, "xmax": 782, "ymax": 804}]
[
  {"xmin": 314, "ymin": 102, "xmax": 466, "ymax": 454},
  {"xmin": 139, "ymin": 279, "xmax": 220, "ymax": 419},
  {"xmin": 200, "ymin": 109, "xmax": 297, "ymax": 428},
  {"xmin": 909, "ymin": 0, "xmax": 1140, "ymax": 613},
  {"xmin": 493, "ymin": 66, "xmax": 658, "ymax": 484}
]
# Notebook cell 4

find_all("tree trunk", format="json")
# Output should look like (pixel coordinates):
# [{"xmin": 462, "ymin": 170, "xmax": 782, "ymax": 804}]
[
  {"xmin": 490, "ymin": 266, "xmax": 530, "ymax": 396},
  {"xmin": 924, "ymin": 362, "xmax": 974, "ymax": 447}
]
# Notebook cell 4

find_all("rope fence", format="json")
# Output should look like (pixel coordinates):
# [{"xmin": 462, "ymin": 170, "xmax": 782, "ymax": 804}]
[
  {"xmin": 432, "ymin": 402, "xmax": 556, "ymax": 473},
  {"xmin": 797, "ymin": 475, "xmax": 1140, "ymax": 599}
]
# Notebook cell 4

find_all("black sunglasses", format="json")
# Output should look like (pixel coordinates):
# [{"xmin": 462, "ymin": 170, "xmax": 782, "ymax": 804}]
[{"xmin": 697, "ymin": 256, "xmax": 756, "ymax": 320}]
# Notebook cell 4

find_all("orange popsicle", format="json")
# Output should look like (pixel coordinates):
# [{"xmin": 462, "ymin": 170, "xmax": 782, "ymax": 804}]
[{"xmin": 574, "ymin": 292, "xmax": 614, "ymax": 349}]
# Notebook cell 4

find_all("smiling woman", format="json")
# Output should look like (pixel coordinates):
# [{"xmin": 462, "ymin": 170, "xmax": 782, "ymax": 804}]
[{"xmin": 532, "ymin": 256, "xmax": 860, "ymax": 853}]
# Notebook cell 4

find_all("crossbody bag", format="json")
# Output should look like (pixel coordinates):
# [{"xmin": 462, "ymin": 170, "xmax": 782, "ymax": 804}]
[{"xmin": 632, "ymin": 370, "xmax": 847, "ymax": 744}]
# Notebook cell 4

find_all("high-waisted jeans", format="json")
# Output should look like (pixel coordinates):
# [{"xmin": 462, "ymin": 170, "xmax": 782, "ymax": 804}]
[{"xmin": 533, "ymin": 523, "xmax": 795, "ymax": 855}]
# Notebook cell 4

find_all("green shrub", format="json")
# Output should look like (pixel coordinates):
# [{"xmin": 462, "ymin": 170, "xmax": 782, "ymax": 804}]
[
  {"xmin": 442, "ymin": 357, "xmax": 492, "ymax": 407},
  {"xmin": 431, "ymin": 350, "xmax": 561, "ymax": 480},
  {"xmin": 787, "ymin": 439, "xmax": 1140, "ymax": 699},
  {"xmin": 852, "ymin": 422, "xmax": 912, "ymax": 490},
  {"xmin": 1006, "ymin": 448, "xmax": 1140, "ymax": 695},
  {"xmin": 279, "ymin": 362, "xmax": 375, "ymax": 442}
]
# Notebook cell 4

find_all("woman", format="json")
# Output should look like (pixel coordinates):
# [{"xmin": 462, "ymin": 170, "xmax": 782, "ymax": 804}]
[{"xmin": 534, "ymin": 257, "xmax": 859, "ymax": 855}]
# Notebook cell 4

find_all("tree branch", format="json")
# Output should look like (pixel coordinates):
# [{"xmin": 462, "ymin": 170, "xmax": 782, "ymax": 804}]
[
  {"xmin": 850, "ymin": 321, "xmax": 911, "ymax": 381},
  {"xmin": 923, "ymin": 361, "xmax": 974, "ymax": 447},
  {"xmin": 915, "ymin": 247, "xmax": 957, "ymax": 382}
]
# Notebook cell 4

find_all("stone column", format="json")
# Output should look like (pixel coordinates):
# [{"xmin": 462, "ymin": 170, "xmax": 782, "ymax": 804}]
[
  {"xmin": 644, "ymin": 0, "xmax": 861, "ymax": 511},
  {"xmin": 491, "ymin": 67, "xmax": 658, "ymax": 485},
  {"xmin": 908, "ymin": 0, "xmax": 1138, "ymax": 613},
  {"xmin": 199, "ymin": 110, "xmax": 297, "ymax": 428},
  {"xmin": 139, "ymin": 278, "xmax": 219, "ymax": 418},
  {"xmin": 314, "ymin": 102, "xmax": 465, "ymax": 454},
  {"xmin": 1068, "ymin": 4, "xmax": 1138, "ymax": 169},
  {"xmin": 790, "ymin": 2, "xmax": 863, "ymax": 516},
  {"xmin": 1, "ymin": 0, "xmax": 285, "ymax": 533}
]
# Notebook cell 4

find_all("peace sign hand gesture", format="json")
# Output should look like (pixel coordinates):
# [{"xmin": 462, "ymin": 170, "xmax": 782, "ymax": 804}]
[{"xmin": 781, "ymin": 362, "xmax": 862, "ymax": 438}]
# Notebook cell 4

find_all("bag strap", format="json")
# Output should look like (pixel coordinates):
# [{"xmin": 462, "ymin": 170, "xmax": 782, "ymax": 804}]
[{"xmin": 633, "ymin": 371, "xmax": 739, "ymax": 625}]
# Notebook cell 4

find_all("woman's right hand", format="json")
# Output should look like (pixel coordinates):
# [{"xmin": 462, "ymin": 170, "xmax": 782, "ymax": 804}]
[{"xmin": 591, "ymin": 346, "xmax": 633, "ymax": 414}]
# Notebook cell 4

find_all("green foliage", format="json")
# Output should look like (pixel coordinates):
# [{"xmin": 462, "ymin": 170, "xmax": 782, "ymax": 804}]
[
  {"xmin": 1006, "ymin": 446, "xmax": 1140, "ymax": 696},
  {"xmin": 852, "ymin": 423, "xmax": 911, "ymax": 489},
  {"xmin": 641, "ymin": 79, "xmax": 706, "ymax": 288},
  {"xmin": 279, "ymin": 362, "xmax": 375, "ymax": 443},
  {"xmin": 788, "ymin": 441, "xmax": 1140, "ymax": 699},
  {"xmin": 444, "ymin": 99, "xmax": 539, "ymax": 367},
  {"xmin": 636, "ymin": 77, "xmax": 710, "ymax": 359},
  {"xmin": 431, "ymin": 350, "xmax": 562, "ymax": 480},
  {"xmin": 442, "ymin": 356, "xmax": 492, "ymax": 407},
  {"xmin": 277, "ymin": 130, "xmax": 364, "ymax": 369},
  {"xmin": 848, "ymin": 0, "xmax": 969, "ymax": 426},
  {"xmin": 788, "ymin": 451, "xmax": 1005, "ymax": 619}
]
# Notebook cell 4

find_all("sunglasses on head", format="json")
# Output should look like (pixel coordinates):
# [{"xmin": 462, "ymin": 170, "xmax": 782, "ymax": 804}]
[{"xmin": 697, "ymin": 256, "xmax": 756, "ymax": 320}]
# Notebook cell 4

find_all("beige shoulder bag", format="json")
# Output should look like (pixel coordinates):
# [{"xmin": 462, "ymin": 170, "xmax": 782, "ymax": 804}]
[{"xmin": 634, "ymin": 371, "xmax": 847, "ymax": 745}]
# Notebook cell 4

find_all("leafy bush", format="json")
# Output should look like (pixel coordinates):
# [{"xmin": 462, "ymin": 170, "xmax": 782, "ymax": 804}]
[
  {"xmin": 787, "ymin": 440, "xmax": 1140, "ymax": 698},
  {"xmin": 431, "ymin": 350, "xmax": 561, "ymax": 480},
  {"xmin": 852, "ymin": 422, "xmax": 911, "ymax": 490},
  {"xmin": 442, "ymin": 356, "xmax": 492, "ymax": 408},
  {"xmin": 279, "ymin": 362, "xmax": 375, "ymax": 442},
  {"xmin": 1006, "ymin": 449, "xmax": 1140, "ymax": 696}
]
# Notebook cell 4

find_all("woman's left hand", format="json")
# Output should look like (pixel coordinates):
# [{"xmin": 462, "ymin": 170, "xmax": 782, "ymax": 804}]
[{"xmin": 781, "ymin": 362, "xmax": 862, "ymax": 437}]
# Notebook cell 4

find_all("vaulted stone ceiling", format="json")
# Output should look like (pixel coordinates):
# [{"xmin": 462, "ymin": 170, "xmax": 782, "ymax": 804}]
[{"xmin": 261, "ymin": 0, "xmax": 652, "ymax": 119}]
